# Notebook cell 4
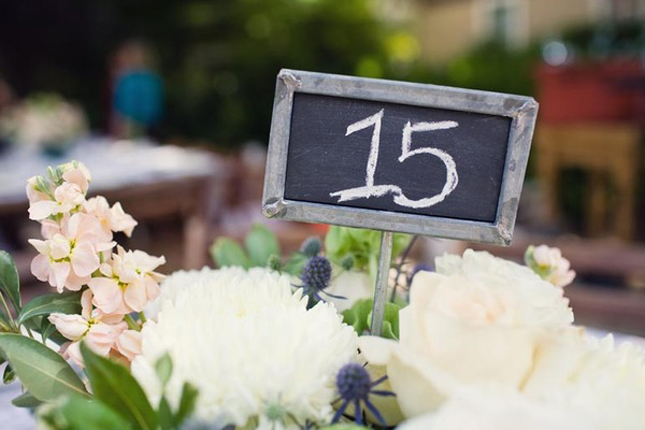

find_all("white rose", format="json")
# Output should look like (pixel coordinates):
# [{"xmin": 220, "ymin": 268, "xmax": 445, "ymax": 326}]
[
  {"xmin": 398, "ymin": 385, "xmax": 594, "ymax": 430},
  {"xmin": 361, "ymin": 250, "xmax": 574, "ymax": 419},
  {"xmin": 524, "ymin": 332, "xmax": 645, "ymax": 430}
]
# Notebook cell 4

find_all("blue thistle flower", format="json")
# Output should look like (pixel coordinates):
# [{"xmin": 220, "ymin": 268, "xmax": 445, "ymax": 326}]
[
  {"xmin": 332, "ymin": 363, "xmax": 394, "ymax": 426},
  {"xmin": 298, "ymin": 256, "xmax": 345, "ymax": 303},
  {"xmin": 300, "ymin": 236, "xmax": 322, "ymax": 257}
]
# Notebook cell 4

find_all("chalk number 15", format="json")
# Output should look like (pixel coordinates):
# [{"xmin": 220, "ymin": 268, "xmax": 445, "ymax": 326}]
[{"xmin": 330, "ymin": 109, "xmax": 459, "ymax": 209}]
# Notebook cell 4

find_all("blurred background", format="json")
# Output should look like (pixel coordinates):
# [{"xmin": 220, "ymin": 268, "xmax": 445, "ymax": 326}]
[{"xmin": 0, "ymin": 0, "xmax": 644, "ymax": 335}]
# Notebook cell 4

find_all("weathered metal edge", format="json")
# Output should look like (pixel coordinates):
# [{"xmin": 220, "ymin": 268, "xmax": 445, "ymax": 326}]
[
  {"xmin": 494, "ymin": 99, "xmax": 539, "ymax": 245},
  {"xmin": 262, "ymin": 69, "xmax": 538, "ymax": 246},
  {"xmin": 279, "ymin": 68, "xmax": 534, "ymax": 116}
]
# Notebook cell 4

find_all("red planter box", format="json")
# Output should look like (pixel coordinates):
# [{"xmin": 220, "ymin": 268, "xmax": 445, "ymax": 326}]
[{"xmin": 536, "ymin": 60, "xmax": 645, "ymax": 123}]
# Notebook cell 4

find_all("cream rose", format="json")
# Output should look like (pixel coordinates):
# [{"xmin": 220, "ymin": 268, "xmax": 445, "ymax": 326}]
[
  {"xmin": 397, "ymin": 385, "xmax": 593, "ymax": 430},
  {"xmin": 523, "ymin": 332, "xmax": 645, "ymax": 430},
  {"xmin": 360, "ymin": 250, "xmax": 575, "ymax": 420}
]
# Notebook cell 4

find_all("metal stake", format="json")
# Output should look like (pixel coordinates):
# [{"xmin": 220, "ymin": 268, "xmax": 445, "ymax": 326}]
[{"xmin": 370, "ymin": 231, "xmax": 393, "ymax": 336}]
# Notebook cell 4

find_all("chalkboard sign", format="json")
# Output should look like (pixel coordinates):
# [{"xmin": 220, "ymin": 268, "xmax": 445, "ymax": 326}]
[{"xmin": 263, "ymin": 69, "xmax": 538, "ymax": 245}]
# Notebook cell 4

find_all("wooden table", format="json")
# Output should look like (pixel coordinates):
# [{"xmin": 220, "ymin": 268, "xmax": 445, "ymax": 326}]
[{"xmin": 0, "ymin": 140, "xmax": 229, "ymax": 282}]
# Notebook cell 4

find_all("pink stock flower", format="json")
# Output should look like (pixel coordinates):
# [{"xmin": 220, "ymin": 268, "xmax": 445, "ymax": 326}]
[
  {"xmin": 49, "ymin": 290, "xmax": 127, "ymax": 367},
  {"xmin": 110, "ymin": 202, "xmax": 137, "ymax": 237},
  {"xmin": 61, "ymin": 163, "xmax": 92, "ymax": 194},
  {"xmin": 28, "ymin": 182, "xmax": 85, "ymax": 221},
  {"xmin": 116, "ymin": 330, "xmax": 143, "ymax": 361},
  {"xmin": 525, "ymin": 245, "xmax": 576, "ymax": 288},
  {"xmin": 49, "ymin": 290, "xmax": 127, "ymax": 366},
  {"xmin": 26, "ymin": 176, "xmax": 52, "ymax": 205},
  {"xmin": 29, "ymin": 213, "xmax": 114, "ymax": 292},
  {"xmin": 84, "ymin": 196, "xmax": 137, "ymax": 238},
  {"xmin": 89, "ymin": 246, "xmax": 165, "ymax": 315}
]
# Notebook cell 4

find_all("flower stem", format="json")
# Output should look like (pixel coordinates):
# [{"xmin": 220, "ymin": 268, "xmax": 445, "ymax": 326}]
[
  {"xmin": 124, "ymin": 314, "xmax": 140, "ymax": 331},
  {"xmin": 0, "ymin": 292, "xmax": 17, "ymax": 332},
  {"xmin": 138, "ymin": 311, "xmax": 147, "ymax": 324},
  {"xmin": 390, "ymin": 235, "xmax": 418, "ymax": 302}
]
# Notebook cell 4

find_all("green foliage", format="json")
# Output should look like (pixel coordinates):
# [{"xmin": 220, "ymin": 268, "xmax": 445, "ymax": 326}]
[
  {"xmin": 155, "ymin": 353, "xmax": 173, "ymax": 388},
  {"xmin": 342, "ymin": 299, "xmax": 402, "ymax": 340},
  {"xmin": 145, "ymin": 0, "xmax": 413, "ymax": 145},
  {"xmin": 325, "ymin": 226, "xmax": 410, "ymax": 280},
  {"xmin": 40, "ymin": 319, "xmax": 68, "ymax": 346},
  {"xmin": 3, "ymin": 363, "xmax": 16, "ymax": 384},
  {"xmin": 0, "ymin": 333, "xmax": 88, "ymax": 401},
  {"xmin": 17, "ymin": 291, "xmax": 82, "ymax": 326},
  {"xmin": 12, "ymin": 391, "xmax": 42, "ymax": 408},
  {"xmin": 81, "ymin": 343, "xmax": 157, "ymax": 430},
  {"xmin": 443, "ymin": 41, "xmax": 540, "ymax": 97},
  {"xmin": 560, "ymin": 20, "xmax": 645, "ymax": 58},
  {"xmin": 157, "ymin": 396, "xmax": 173, "ymax": 430},
  {"xmin": 39, "ymin": 396, "xmax": 133, "ymax": 430},
  {"xmin": 300, "ymin": 236, "xmax": 322, "ymax": 258},
  {"xmin": 0, "ymin": 251, "xmax": 21, "ymax": 314},
  {"xmin": 211, "ymin": 223, "xmax": 281, "ymax": 270},
  {"xmin": 73, "ymin": 345, "xmax": 198, "ymax": 430},
  {"xmin": 210, "ymin": 238, "xmax": 251, "ymax": 269},
  {"xmin": 282, "ymin": 253, "xmax": 308, "ymax": 277},
  {"xmin": 174, "ymin": 382, "xmax": 199, "ymax": 428},
  {"xmin": 245, "ymin": 224, "xmax": 281, "ymax": 267}
]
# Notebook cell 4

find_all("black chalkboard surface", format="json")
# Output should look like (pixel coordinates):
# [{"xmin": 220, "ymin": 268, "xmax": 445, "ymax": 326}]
[
  {"xmin": 285, "ymin": 93, "xmax": 512, "ymax": 223},
  {"xmin": 263, "ymin": 70, "xmax": 537, "ymax": 245}
]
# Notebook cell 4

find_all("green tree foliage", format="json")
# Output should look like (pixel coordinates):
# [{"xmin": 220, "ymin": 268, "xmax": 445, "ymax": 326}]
[{"xmin": 110, "ymin": 0, "xmax": 415, "ymax": 145}]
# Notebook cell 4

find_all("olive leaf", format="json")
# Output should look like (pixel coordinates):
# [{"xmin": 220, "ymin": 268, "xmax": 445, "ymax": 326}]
[{"xmin": 0, "ymin": 333, "xmax": 87, "ymax": 401}]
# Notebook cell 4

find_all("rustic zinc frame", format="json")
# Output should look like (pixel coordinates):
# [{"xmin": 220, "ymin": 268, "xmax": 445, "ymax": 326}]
[{"xmin": 262, "ymin": 69, "xmax": 538, "ymax": 245}]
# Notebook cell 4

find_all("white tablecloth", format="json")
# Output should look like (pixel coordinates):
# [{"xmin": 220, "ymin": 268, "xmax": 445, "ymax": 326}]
[{"xmin": 0, "ymin": 138, "xmax": 218, "ymax": 206}]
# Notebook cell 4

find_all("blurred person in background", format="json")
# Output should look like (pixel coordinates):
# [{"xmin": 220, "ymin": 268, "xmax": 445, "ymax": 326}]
[{"xmin": 110, "ymin": 40, "xmax": 163, "ymax": 139}]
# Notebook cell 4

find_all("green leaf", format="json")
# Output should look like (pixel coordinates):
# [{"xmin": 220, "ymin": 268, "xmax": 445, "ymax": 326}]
[
  {"xmin": 393, "ymin": 233, "xmax": 412, "ymax": 258},
  {"xmin": 324, "ymin": 227, "xmax": 411, "ymax": 280},
  {"xmin": 81, "ymin": 343, "xmax": 157, "ymax": 430},
  {"xmin": 39, "ymin": 318, "xmax": 67, "ymax": 346},
  {"xmin": 244, "ymin": 224, "xmax": 281, "ymax": 267},
  {"xmin": 367, "ymin": 301, "xmax": 402, "ymax": 340},
  {"xmin": 0, "ymin": 312, "xmax": 11, "ymax": 333},
  {"xmin": 342, "ymin": 299, "xmax": 403, "ymax": 339},
  {"xmin": 210, "ymin": 238, "xmax": 251, "ymax": 269},
  {"xmin": 157, "ymin": 396, "xmax": 173, "ymax": 430},
  {"xmin": 283, "ymin": 253, "xmax": 308, "ymax": 276},
  {"xmin": 3, "ymin": 363, "xmax": 16, "ymax": 384},
  {"xmin": 342, "ymin": 299, "xmax": 373, "ymax": 335},
  {"xmin": 18, "ymin": 291, "xmax": 82, "ymax": 326},
  {"xmin": 0, "ymin": 251, "xmax": 21, "ymax": 313},
  {"xmin": 12, "ymin": 391, "xmax": 42, "ymax": 408},
  {"xmin": 155, "ymin": 353, "xmax": 173, "ymax": 388},
  {"xmin": 325, "ymin": 226, "xmax": 351, "ymax": 263},
  {"xmin": 174, "ymin": 382, "xmax": 198, "ymax": 427},
  {"xmin": 0, "ymin": 333, "xmax": 87, "ymax": 401},
  {"xmin": 41, "ymin": 395, "xmax": 133, "ymax": 430}
]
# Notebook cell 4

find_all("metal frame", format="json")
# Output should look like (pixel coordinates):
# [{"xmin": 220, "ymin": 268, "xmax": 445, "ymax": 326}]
[{"xmin": 262, "ymin": 69, "xmax": 538, "ymax": 245}]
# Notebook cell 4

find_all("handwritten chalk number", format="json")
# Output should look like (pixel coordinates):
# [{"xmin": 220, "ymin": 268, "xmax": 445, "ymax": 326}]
[{"xmin": 330, "ymin": 110, "xmax": 459, "ymax": 209}]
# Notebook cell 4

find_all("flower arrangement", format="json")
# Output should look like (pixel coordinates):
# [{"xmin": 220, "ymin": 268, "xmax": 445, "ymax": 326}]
[
  {"xmin": 0, "ymin": 93, "xmax": 87, "ymax": 153},
  {"xmin": 0, "ymin": 160, "xmax": 643, "ymax": 430}
]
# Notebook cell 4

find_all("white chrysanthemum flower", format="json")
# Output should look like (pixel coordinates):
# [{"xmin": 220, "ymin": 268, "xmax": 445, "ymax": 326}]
[{"xmin": 131, "ymin": 267, "xmax": 358, "ymax": 429}]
